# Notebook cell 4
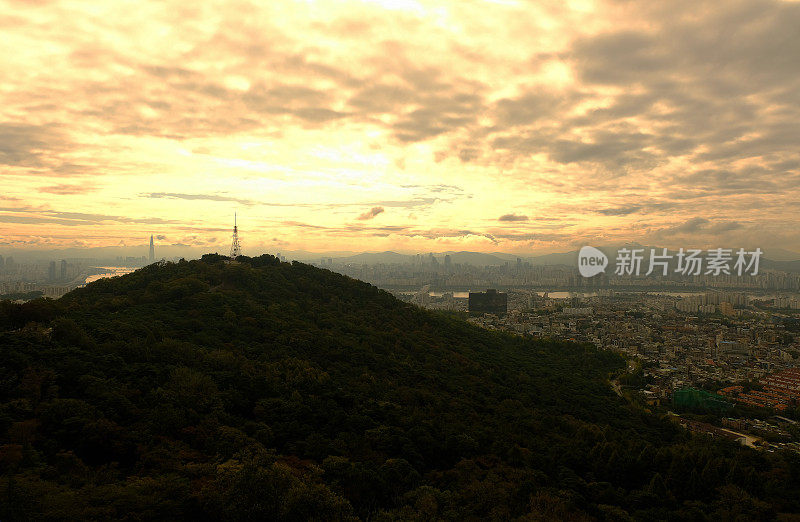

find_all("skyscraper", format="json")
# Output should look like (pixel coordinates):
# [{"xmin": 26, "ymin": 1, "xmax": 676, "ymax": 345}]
[
  {"xmin": 48, "ymin": 261, "xmax": 56, "ymax": 281},
  {"xmin": 60, "ymin": 259, "xmax": 67, "ymax": 280},
  {"xmin": 468, "ymin": 289, "xmax": 508, "ymax": 315},
  {"xmin": 149, "ymin": 235, "xmax": 155, "ymax": 263}
]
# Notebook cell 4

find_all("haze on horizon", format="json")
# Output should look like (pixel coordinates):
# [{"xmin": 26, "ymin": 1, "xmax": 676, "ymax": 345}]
[{"xmin": 2, "ymin": 0, "xmax": 799, "ymax": 255}]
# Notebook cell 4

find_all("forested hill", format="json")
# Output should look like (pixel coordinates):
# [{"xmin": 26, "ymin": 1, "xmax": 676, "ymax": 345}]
[{"xmin": 1, "ymin": 254, "xmax": 798, "ymax": 520}]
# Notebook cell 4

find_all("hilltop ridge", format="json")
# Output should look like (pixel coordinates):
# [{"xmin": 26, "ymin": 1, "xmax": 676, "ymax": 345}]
[{"xmin": 0, "ymin": 254, "xmax": 798, "ymax": 520}]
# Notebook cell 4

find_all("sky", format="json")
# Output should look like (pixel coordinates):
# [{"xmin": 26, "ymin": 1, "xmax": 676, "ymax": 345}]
[{"xmin": 2, "ymin": 0, "xmax": 799, "ymax": 255}]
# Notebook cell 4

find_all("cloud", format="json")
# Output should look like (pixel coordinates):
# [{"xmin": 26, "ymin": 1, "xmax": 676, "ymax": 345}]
[
  {"xmin": 458, "ymin": 148, "xmax": 479, "ymax": 162},
  {"xmin": 467, "ymin": 0, "xmax": 800, "ymax": 204},
  {"xmin": 498, "ymin": 213, "xmax": 529, "ymax": 222},
  {"xmin": 655, "ymin": 217, "xmax": 744, "ymax": 237},
  {"xmin": 0, "ymin": 214, "xmax": 95, "ymax": 226},
  {"xmin": 404, "ymin": 228, "xmax": 499, "ymax": 244},
  {"xmin": 0, "ymin": 123, "xmax": 69, "ymax": 169},
  {"xmin": 3, "ymin": 0, "xmax": 800, "ymax": 252},
  {"xmin": 709, "ymin": 221, "xmax": 743, "ymax": 234},
  {"xmin": 594, "ymin": 206, "xmax": 642, "ymax": 216},
  {"xmin": 39, "ymin": 184, "xmax": 95, "ymax": 195},
  {"xmin": 0, "ymin": 208, "xmax": 181, "ymax": 227},
  {"xmin": 143, "ymin": 193, "xmax": 439, "ymax": 210},
  {"xmin": 372, "ymin": 198, "xmax": 439, "ymax": 209},
  {"xmin": 490, "ymin": 231, "xmax": 571, "ymax": 243},
  {"xmin": 46, "ymin": 211, "xmax": 178, "ymax": 225},
  {"xmin": 141, "ymin": 192, "xmax": 259, "ymax": 206},
  {"xmin": 674, "ymin": 218, "xmax": 710, "ymax": 234},
  {"xmin": 356, "ymin": 206, "xmax": 385, "ymax": 220},
  {"xmin": 281, "ymin": 220, "xmax": 330, "ymax": 230}
]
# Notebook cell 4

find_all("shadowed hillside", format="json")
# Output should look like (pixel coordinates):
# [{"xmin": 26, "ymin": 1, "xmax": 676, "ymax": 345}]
[{"xmin": 0, "ymin": 254, "xmax": 798, "ymax": 520}]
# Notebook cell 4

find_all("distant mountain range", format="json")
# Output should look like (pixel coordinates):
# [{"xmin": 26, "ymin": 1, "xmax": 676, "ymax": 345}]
[
  {"xmin": 299, "ymin": 245, "xmax": 800, "ymax": 271},
  {"xmin": 325, "ymin": 251, "xmax": 512, "ymax": 266},
  {"xmin": 4, "ymin": 244, "xmax": 799, "ymax": 270}
]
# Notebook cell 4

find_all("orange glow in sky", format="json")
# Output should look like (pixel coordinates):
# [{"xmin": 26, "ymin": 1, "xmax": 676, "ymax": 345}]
[{"xmin": 2, "ymin": 0, "xmax": 799, "ymax": 254}]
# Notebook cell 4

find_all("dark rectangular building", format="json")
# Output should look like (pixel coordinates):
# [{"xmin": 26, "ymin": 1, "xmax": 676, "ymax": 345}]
[{"xmin": 468, "ymin": 289, "xmax": 507, "ymax": 314}]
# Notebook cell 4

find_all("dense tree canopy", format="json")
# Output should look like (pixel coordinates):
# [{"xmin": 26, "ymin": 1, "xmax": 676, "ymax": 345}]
[{"xmin": 1, "ymin": 254, "xmax": 799, "ymax": 520}]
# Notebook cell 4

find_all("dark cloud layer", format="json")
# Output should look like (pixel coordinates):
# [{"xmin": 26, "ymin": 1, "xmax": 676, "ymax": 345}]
[
  {"xmin": 653, "ymin": 217, "xmax": 745, "ymax": 237},
  {"xmin": 498, "ymin": 213, "xmax": 529, "ymax": 222},
  {"xmin": 0, "ymin": 123, "xmax": 76, "ymax": 172}
]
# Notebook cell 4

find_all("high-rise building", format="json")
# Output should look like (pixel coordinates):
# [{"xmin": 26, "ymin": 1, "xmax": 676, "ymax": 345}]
[
  {"xmin": 468, "ymin": 289, "xmax": 508, "ymax": 315},
  {"xmin": 0, "ymin": 255, "xmax": 4, "ymax": 270},
  {"xmin": 720, "ymin": 301, "xmax": 735, "ymax": 316},
  {"xmin": 60, "ymin": 259, "xmax": 67, "ymax": 280},
  {"xmin": 149, "ymin": 235, "xmax": 155, "ymax": 263},
  {"xmin": 48, "ymin": 261, "xmax": 56, "ymax": 281}
]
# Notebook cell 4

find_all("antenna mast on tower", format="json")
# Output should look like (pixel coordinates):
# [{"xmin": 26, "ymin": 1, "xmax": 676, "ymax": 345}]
[{"xmin": 230, "ymin": 212, "xmax": 242, "ymax": 259}]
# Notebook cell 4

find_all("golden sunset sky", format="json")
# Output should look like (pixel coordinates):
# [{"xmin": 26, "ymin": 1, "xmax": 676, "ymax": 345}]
[{"xmin": 2, "ymin": 0, "xmax": 799, "ymax": 254}]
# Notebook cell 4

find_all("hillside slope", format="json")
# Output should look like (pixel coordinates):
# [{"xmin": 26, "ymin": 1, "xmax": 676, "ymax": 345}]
[{"xmin": 0, "ymin": 254, "xmax": 798, "ymax": 520}]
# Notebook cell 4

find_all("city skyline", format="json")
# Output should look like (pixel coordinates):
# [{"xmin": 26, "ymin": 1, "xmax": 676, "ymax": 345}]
[{"xmin": 2, "ymin": 0, "xmax": 800, "ymax": 254}]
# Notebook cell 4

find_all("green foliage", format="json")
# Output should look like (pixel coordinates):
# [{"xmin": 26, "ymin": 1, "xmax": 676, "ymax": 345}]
[
  {"xmin": 673, "ymin": 388, "xmax": 734, "ymax": 414},
  {"xmin": 0, "ymin": 254, "xmax": 798, "ymax": 519},
  {"xmin": 0, "ymin": 291, "xmax": 44, "ymax": 302},
  {"xmin": 618, "ymin": 361, "xmax": 649, "ymax": 389}
]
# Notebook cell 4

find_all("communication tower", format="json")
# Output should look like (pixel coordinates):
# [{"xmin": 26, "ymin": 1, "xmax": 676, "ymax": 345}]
[{"xmin": 230, "ymin": 213, "xmax": 242, "ymax": 259}]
